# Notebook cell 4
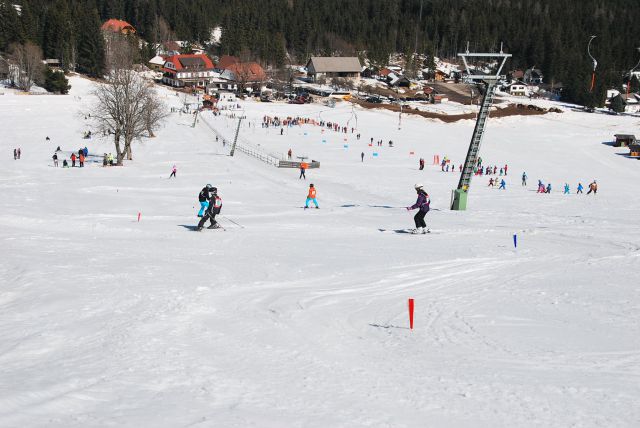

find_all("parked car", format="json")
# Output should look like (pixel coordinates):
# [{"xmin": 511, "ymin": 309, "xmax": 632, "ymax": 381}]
[
  {"xmin": 366, "ymin": 96, "xmax": 382, "ymax": 103},
  {"xmin": 289, "ymin": 96, "xmax": 306, "ymax": 104}
]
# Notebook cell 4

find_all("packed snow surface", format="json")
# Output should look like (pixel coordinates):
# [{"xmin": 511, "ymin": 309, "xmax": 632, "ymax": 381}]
[{"xmin": 1, "ymin": 76, "xmax": 639, "ymax": 427}]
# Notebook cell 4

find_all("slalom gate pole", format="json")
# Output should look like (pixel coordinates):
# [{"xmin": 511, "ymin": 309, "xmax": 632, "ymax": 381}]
[{"xmin": 408, "ymin": 298, "xmax": 415, "ymax": 330}]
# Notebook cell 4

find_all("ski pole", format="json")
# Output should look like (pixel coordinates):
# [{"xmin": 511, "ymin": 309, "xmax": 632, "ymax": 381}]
[{"xmin": 221, "ymin": 215, "xmax": 244, "ymax": 229}]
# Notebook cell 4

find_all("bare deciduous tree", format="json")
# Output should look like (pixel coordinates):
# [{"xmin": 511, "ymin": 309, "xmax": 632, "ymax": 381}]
[
  {"xmin": 104, "ymin": 33, "xmax": 137, "ymax": 73},
  {"xmin": 90, "ymin": 69, "xmax": 168, "ymax": 165},
  {"xmin": 9, "ymin": 42, "xmax": 44, "ymax": 91}
]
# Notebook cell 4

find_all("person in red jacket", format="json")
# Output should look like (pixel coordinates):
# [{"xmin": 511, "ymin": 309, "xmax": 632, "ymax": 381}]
[
  {"xmin": 70, "ymin": 153, "xmax": 77, "ymax": 167},
  {"xmin": 304, "ymin": 184, "xmax": 319, "ymax": 209}
]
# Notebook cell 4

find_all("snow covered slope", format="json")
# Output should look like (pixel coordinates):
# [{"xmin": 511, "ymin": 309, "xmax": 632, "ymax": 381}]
[{"xmin": 1, "ymin": 76, "xmax": 639, "ymax": 427}]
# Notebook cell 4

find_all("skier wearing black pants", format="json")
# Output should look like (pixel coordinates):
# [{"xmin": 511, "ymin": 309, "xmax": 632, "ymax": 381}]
[
  {"xmin": 406, "ymin": 184, "xmax": 430, "ymax": 234},
  {"xmin": 197, "ymin": 187, "xmax": 222, "ymax": 231}
]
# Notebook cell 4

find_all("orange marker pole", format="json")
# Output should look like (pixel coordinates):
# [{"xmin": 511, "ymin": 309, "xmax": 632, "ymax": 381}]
[{"xmin": 408, "ymin": 298, "xmax": 415, "ymax": 330}]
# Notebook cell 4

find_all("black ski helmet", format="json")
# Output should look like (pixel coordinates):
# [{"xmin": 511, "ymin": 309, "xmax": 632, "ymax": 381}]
[{"xmin": 211, "ymin": 187, "xmax": 218, "ymax": 193}]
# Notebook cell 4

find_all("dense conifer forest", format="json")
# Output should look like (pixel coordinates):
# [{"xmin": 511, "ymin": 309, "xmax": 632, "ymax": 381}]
[{"xmin": 1, "ymin": 0, "xmax": 639, "ymax": 105}]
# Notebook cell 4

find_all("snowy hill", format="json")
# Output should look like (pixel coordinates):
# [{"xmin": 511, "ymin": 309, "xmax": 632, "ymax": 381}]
[{"xmin": 1, "ymin": 75, "xmax": 639, "ymax": 427}]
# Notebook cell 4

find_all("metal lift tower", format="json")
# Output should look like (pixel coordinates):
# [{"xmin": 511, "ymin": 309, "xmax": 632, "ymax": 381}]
[{"xmin": 451, "ymin": 44, "xmax": 511, "ymax": 210}]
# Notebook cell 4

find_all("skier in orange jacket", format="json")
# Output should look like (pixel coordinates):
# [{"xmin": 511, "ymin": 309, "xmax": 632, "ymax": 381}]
[{"xmin": 304, "ymin": 183, "xmax": 319, "ymax": 209}]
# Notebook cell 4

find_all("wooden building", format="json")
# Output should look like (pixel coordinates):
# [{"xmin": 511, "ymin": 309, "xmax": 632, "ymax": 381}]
[
  {"xmin": 306, "ymin": 57, "xmax": 362, "ymax": 82},
  {"xmin": 614, "ymin": 134, "xmax": 636, "ymax": 147}
]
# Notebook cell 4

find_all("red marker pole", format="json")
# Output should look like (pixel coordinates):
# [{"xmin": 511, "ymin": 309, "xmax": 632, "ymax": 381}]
[
  {"xmin": 137, "ymin": 212, "xmax": 141, "ymax": 222},
  {"xmin": 408, "ymin": 298, "xmax": 415, "ymax": 330}
]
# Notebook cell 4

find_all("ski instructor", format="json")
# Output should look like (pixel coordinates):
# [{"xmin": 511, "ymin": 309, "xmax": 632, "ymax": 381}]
[
  {"xmin": 197, "ymin": 187, "xmax": 223, "ymax": 231},
  {"xmin": 406, "ymin": 184, "xmax": 430, "ymax": 234}
]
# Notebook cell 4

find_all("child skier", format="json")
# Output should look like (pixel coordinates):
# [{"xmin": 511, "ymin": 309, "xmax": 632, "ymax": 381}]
[
  {"xmin": 546, "ymin": 183, "xmax": 552, "ymax": 193},
  {"xmin": 196, "ymin": 187, "xmax": 222, "ymax": 231},
  {"xmin": 522, "ymin": 172, "xmax": 527, "ymax": 186},
  {"xmin": 304, "ymin": 184, "xmax": 319, "ymax": 209},
  {"xmin": 499, "ymin": 179, "xmax": 506, "ymax": 189},
  {"xmin": 577, "ymin": 182, "xmax": 584, "ymax": 194},
  {"xmin": 406, "ymin": 184, "xmax": 430, "ymax": 234},
  {"xmin": 197, "ymin": 184, "xmax": 214, "ymax": 217},
  {"xmin": 169, "ymin": 165, "xmax": 177, "ymax": 178},
  {"xmin": 587, "ymin": 180, "xmax": 597, "ymax": 195},
  {"xmin": 564, "ymin": 183, "xmax": 570, "ymax": 194}
]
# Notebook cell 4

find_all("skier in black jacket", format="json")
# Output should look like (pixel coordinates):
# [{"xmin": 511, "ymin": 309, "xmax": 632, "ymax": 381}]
[
  {"xmin": 197, "ymin": 188, "xmax": 223, "ymax": 231},
  {"xmin": 197, "ymin": 184, "xmax": 214, "ymax": 217}
]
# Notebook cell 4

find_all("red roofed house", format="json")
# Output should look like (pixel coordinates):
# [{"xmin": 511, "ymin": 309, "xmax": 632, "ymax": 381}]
[
  {"xmin": 216, "ymin": 55, "xmax": 240, "ymax": 70},
  {"xmin": 162, "ymin": 54, "xmax": 217, "ymax": 88},
  {"xmin": 225, "ymin": 62, "xmax": 266, "ymax": 83},
  {"xmin": 101, "ymin": 19, "xmax": 136, "ymax": 35}
]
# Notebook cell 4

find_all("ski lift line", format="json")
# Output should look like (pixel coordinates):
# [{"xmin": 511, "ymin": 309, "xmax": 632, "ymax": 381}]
[
  {"xmin": 587, "ymin": 36, "xmax": 598, "ymax": 92},
  {"xmin": 588, "ymin": 36, "xmax": 598, "ymax": 71},
  {"xmin": 626, "ymin": 47, "xmax": 640, "ymax": 98}
]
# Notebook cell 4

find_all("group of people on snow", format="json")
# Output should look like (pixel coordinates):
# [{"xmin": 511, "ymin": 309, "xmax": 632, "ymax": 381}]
[
  {"xmin": 13, "ymin": 148, "xmax": 21, "ymax": 160},
  {"xmin": 533, "ymin": 178, "xmax": 597, "ymax": 195}
]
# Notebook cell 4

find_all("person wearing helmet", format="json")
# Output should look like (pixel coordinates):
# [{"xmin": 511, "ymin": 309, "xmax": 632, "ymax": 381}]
[
  {"xmin": 304, "ymin": 184, "xmax": 319, "ymax": 209},
  {"xmin": 197, "ymin": 184, "xmax": 214, "ymax": 217},
  {"xmin": 406, "ymin": 184, "xmax": 430, "ymax": 234},
  {"xmin": 197, "ymin": 187, "xmax": 223, "ymax": 231},
  {"xmin": 587, "ymin": 180, "xmax": 597, "ymax": 195}
]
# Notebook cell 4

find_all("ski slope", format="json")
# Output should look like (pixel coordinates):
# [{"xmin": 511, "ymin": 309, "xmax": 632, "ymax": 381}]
[{"xmin": 1, "ymin": 75, "xmax": 639, "ymax": 427}]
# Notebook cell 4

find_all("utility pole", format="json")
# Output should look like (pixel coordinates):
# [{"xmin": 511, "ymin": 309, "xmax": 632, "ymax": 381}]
[
  {"xmin": 191, "ymin": 109, "xmax": 199, "ymax": 128},
  {"xmin": 414, "ymin": 0, "xmax": 423, "ymax": 56},
  {"xmin": 451, "ymin": 42, "xmax": 511, "ymax": 211},
  {"xmin": 626, "ymin": 47, "xmax": 640, "ymax": 99},
  {"xmin": 229, "ymin": 116, "xmax": 243, "ymax": 157}
]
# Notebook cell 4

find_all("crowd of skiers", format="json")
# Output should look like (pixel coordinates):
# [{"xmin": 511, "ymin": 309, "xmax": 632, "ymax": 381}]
[{"xmin": 531, "ymin": 177, "xmax": 598, "ymax": 195}]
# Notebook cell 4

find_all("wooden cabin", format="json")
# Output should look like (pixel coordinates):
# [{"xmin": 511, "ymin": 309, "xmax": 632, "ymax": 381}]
[{"xmin": 614, "ymin": 134, "xmax": 636, "ymax": 147}]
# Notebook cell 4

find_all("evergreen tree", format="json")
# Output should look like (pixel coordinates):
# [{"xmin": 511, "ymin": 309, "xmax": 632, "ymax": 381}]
[
  {"xmin": 76, "ymin": 6, "xmax": 105, "ymax": 78},
  {"xmin": 44, "ymin": 67, "xmax": 71, "ymax": 94},
  {"xmin": 609, "ymin": 94, "xmax": 625, "ymax": 113}
]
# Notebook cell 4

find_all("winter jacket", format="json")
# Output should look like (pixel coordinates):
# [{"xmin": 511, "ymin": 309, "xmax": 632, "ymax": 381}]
[
  {"xmin": 198, "ymin": 187, "xmax": 211, "ymax": 202},
  {"xmin": 409, "ymin": 192, "xmax": 430, "ymax": 212},
  {"xmin": 206, "ymin": 195, "xmax": 222, "ymax": 214},
  {"xmin": 307, "ymin": 187, "xmax": 316, "ymax": 198}
]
